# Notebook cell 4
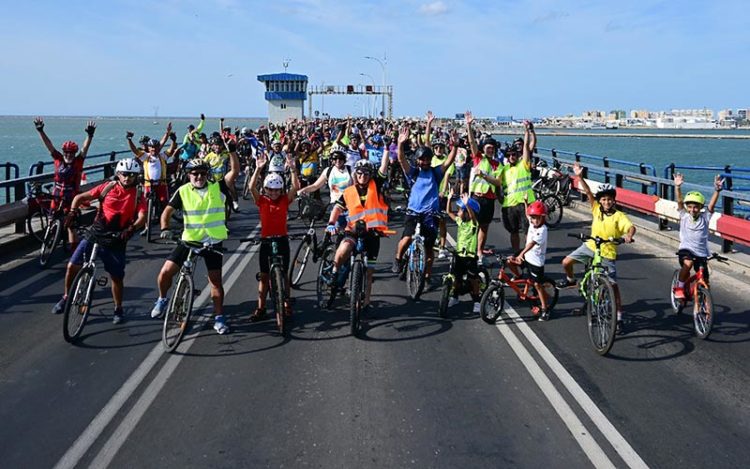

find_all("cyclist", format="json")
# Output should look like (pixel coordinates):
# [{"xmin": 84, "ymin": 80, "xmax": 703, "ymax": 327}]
[
  {"xmin": 431, "ymin": 134, "xmax": 459, "ymax": 259},
  {"xmin": 296, "ymin": 139, "xmax": 320, "ymax": 198},
  {"xmin": 509, "ymin": 200, "xmax": 550, "ymax": 320},
  {"xmin": 33, "ymin": 117, "xmax": 97, "ymax": 251},
  {"xmin": 325, "ymin": 156, "xmax": 391, "ymax": 309},
  {"xmin": 335, "ymin": 119, "xmax": 365, "ymax": 168},
  {"xmin": 445, "ymin": 192, "xmax": 482, "ymax": 313},
  {"xmin": 671, "ymin": 173, "xmax": 723, "ymax": 300},
  {"xmin": 51, "ymin": 158, "xmax": 147, "ymax": 324},
  {"xmin": 297, "ymin": 149, "xmax": 354, "ymax": 230},
  {"xmin": 205, "ymin": 135, "xmax": 239, "ymax": 211},
  {"xmin": 151, "ymin": 153, "xmax": 239, "ymax": 335},
  {"xmin": 499, "ymin": 121, "xmax": 537, "ymax": 253},
  {"xmin": 557, "ymin": 162, "xmax": 635, "ymax": 332},
  {"xmin": 391, "ymin": 120, "xmax": 456, "ymax": 283},
  {"xmin": 247, "ymin": 151, "xmax": 300, "ymax": 322}
]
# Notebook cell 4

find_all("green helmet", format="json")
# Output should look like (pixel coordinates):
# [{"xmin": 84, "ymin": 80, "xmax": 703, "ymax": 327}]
[{"xmin": 684, "ymin": 191, "xmax": 705, "ymax": 206}]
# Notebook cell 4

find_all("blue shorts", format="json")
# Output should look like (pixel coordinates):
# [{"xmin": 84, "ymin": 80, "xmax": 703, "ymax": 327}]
[
  {"xmin": 70, "ymin": 238, "xmax": 127, "ymax": 280},
  {"xmin": 567, "ymin": 243, "xmax": 617, "ymax": 282}
]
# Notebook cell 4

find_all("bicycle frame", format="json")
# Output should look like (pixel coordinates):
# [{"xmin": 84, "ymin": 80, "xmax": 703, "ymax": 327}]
[{"xmin": 493, "ymin": 256, "xmax": 543, "ymax": 303}]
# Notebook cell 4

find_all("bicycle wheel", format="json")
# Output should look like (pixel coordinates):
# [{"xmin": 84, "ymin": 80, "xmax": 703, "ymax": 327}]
[
  {"xmin": 39, "ymin": 218, "xmax": 63, "ymax": 268},
  {"xmin": 162, "ymin": 274, "xmax": 194, "ymax": 352},
  {"xmin": 350, "ymin": 260, "xmax": 364, "ymax": 336},
  {"xmin": 540, "ymin": 193, "xmax": 564, "ymax": 228},
  {"xmin": 587, "ymin": 276, "xmax": 617, "ymax": 355},
  {"xmin": 477, "ymin": 267, "xmax": 491, "ymax": 294},
  {"xmin": 438, "ymin": 276, "xmax": 453, "ymax": 319},
  {"xmin": 27, "ymin": 209, "xmax": 49, "ymax": 243},
  {"xmin": 316, "ymin": 247, "xmax": 335, "ymax": 309},
  {"xmin": 693, "ymin": 284, "xmax": 714, "ymax": 339},
  {"xmin": 407, "ymin": 243, "xmax": 426, "ymax": 300},
  {"xmin": 289, "ymin": 237, "xmax": 313, "ymax": 288},
  {"xmin": 480, "ymin": 282, "xmax": 505, "ymax": 324},
  {"xmin": 270, "ymin": 265, "xmax": 288, "ymax": 335},
  {"xmin": 62, "ymin": 265, "xmax": 95, "ymax": 343},
  {"xmin": 145, "ymin": 197, "xmax": 154, "ymax": 242},
  {"xmin": 669, "ymin": 270, "xmax": 685, "ymax": 314}
]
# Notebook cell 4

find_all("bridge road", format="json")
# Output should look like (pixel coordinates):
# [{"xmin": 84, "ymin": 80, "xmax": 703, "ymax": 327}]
[{"xmin": 0, "ymin": 201, "xmax": 749, "ymax": 468}]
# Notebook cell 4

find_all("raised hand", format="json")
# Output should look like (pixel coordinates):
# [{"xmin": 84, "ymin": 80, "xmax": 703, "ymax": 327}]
[
  {"xmin": 285, "ymin": 152, "xmax": 296, "ymax": 170},
  {"xmin": 573, "ymin": 162, "xmax": 583, "ymax": 177},
  {"xmin": 465, "ymin": 111, "xmax": 474, "ymax": 126},
  {"xmin": 166, "ymin": 121, "xmax": 173, "ymax": 134},
  {"xmin": 85, "ymin": 120, "xmax": 97, "ymax": 136},
  {"xmin": 34, "ymin": 117, "xmax": 45, "ymax": 131},
  {"xmin": 256, "ymin": 151, "xmax": 268, "ymax": 169},
  {"xmin": 126, "ymin": 131, "xmax": 134, "ymax": 139},
  {"xmin": 715, "ymin": 174, "xmax": 724, "ymax": 191},
  {"xmin": 426, "ymin": 110, "xmax": 434, "ymax": 124},
  {"xmin": 673, "ymin": 172, "xmax": 684, "ymax": 187},
  {"xmin": 397, "ymin": 125, "xmax": 410, "ymax": 145},
  {"xmin": 200, "ymin": 113, "xmax": 205, "ymax": 120}
]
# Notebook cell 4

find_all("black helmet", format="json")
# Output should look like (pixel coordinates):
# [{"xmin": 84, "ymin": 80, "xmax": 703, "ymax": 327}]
[
  {"xmin": 209, "ymin": 136, "xmax": 223, "ymax": 146},
  {"xmin": 481, "ymin": 137, "xmax": 498, "ymax": 148},
  {"xmin": 414, "ymin": 146, "xmax": 433, "ymax": 161},
  {"xmin": 138, "ymin": 135, "xmax": 150, "ymax": 145},
  {"xmin": 330, "ymin": 150, "xmax": 346, "ymax": 161}
]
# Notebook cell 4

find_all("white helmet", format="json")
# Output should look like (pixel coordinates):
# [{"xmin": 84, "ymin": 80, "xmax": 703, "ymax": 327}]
[
  {"xmin": 263, "ymin": 173, "xmax": 284, "ymax": 190},
  {"xmin": 116, "ymin": 158, "xmax": 142, "ymax": 174}
]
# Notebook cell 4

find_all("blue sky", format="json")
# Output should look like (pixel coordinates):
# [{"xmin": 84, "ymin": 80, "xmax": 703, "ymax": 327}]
[{"xmin": 1, "ymin": 0, "xmax": 748, "ymax": 118}]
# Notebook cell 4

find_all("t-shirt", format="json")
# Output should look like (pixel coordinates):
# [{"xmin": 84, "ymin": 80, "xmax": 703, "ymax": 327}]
[
  {"xmin": 678, "ymin": 209, "xmax": 711, "ymax": 258},
  {"xmin": 51, "ymin": 150, "xmax": 85, "ymax": 201},
  {"xmin": 406, "ymin": 166, "xmax": 443, "ymax": 213},
  {"xmin": 588, "ymin": 202, "xmax": 634, "ymax": 260},
  {"xmin": 256, "ymin": 194, "xmax": 291, "ymax": 237},
  {"xmin": 344, "ymin": 147, "xmax": 363, "ymax": 168},
  {"xmin": 89, "ymin": 181, "xmax": 147, "ymax": 232},
  {"xmin": 327, "ymin": 165, "xmax": 353, "ymax": 203},
  {"xmin": 140, "ymin": 152, "xmax": 165, "ymax": 182},
  {"xmin": 431, "ymin": 155, "xmax": 453, "ymax": 197},
  {"xmin": 455, "ymin": 217, "xmax": 479, "ymax": 258},
  {"xmin": 268, "ymin": 151, "xmax": 286, "ymax": 173},
  {"xmin": 524, "ymin": 223, "xmax": 548, "ymax": 267},
  {"xmin": 366, "ymin": 146, "xmax": 384, "ymax": 165},
  {"xmin": 204, "ymin": 151, "xmax": 228, "ymax": 181}
]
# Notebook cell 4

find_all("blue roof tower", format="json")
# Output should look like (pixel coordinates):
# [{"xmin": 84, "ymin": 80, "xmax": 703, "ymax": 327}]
[{"xmin": 257, "ymin": 73, "xmax": 308, "ymax": 124}]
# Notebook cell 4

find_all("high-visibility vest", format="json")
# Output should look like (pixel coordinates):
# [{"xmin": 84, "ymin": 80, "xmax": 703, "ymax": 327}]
[
  {"xmin": 501, "ymin": 162, "xmax": 535, "ymax": 207},
  {"xmin": 179, "ymin": 182, "xmax": 228, "ymax": 243},
  {"xmin": 343, "ymin": 180, "xmax": 388, "ymax": 232}
]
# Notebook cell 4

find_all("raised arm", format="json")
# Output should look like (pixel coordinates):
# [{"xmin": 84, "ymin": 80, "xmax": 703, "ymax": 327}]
[
  {"xmin": 424, "ymin": 111, "xmax": 434, "ymax": 146},
  {"xmin": 396, "ymin": 124, "xmax": 412, "ymax": 175},
  {"xmin": 379, "ymin": 142, "xmax": 390, "ymax": 176},
  {"xmin": 298, "ymin": 171, "xmax": 328, "ymax": 194},
  {"xmin": 33, "ymin": 118, "xmax": 57, "ymax": 154},
  {"xmin": 159, "ymin": 122, "xmax": 172, "ymax": 149},
  {"xmin": 249, "ymin": 151, "xmax": 267, "ymax": 203},
  {"xmin": 674, "ymin": 172, "xmax": 685, "ymax": 211},
  {"xmin": 707, "ymin": 174, "xmax": 724, "ymax": 213},
  {"xmin": 465, "ymin": 111, "xmax": 479, "ymax": 157},
  {"xmin": 521, "ymin": 120, "xmax": 534, "ymax": 169},
  {"xmin": 223, "ymin": 140, "xmax": 239, "ymax": 187},
  {"xmin": 79, "ymin": 121, "xmax": 96, "ymax": 159},
  {"xmin": 440, "ymin": 133, "xmax": 458, "ymax": 173},
  {"xmin": 286, "ymin": 152, "xmax": 300, "ymax": 202},
  {"xmin": 573, "ymin": 162, "xmax": 595, "ymax": 208}
]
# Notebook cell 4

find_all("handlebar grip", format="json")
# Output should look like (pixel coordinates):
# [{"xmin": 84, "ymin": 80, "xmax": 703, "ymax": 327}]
[{"xmin": 567, "ymin": 233, "xmax": 584, "ymax": 239}]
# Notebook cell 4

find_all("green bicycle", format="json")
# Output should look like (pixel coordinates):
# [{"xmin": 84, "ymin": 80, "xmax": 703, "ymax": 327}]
[{"xmin": 568, "ymin": 233, "xmax": 628, "ymax": 356}]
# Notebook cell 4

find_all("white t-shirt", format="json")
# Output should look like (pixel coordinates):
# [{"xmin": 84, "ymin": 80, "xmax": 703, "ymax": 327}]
[
  {"xmin": 327, "ymin": 166, "xmax": 353, "ymax": 203},
  {"xmin": 523, "ymin": 223, "xmax": 548, "ymax": 267},
  {"xmin": 268, "ymin": 151, "xmax": 286, "ymax": 173},
  {"xmin": 143, "ymin": 152, "xmax": 165, "ymax": 181},
  {"xmin": 678, "ymin": 209, "xmax": 711, "ymax": 258}
]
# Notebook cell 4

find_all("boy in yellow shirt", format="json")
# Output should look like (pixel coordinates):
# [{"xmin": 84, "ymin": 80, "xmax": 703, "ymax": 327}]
[{"xmin": 558, "ymin": 162, "xmax": 635, "ymax": 332}]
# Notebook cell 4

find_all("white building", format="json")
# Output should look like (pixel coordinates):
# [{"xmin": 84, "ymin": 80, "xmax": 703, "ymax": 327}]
[{"xmin": 257, "ymin": 73, "xmax": 308, "ymax": 124}]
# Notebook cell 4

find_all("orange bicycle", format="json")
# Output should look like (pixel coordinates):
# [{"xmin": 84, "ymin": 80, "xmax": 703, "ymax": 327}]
[
  {"xmin": 670, "ymin": 252, "xmax": 727, "ymax": 339},
  {"xmin": 479, "ymin": 251, "xmax": 559, "ymax": 323}
]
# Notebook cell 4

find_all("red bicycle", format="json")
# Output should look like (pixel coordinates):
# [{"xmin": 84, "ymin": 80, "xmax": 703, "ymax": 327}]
[
  {"xmin": 479, "ymin": 251, "xmax": 559, "ymax": 323},
  {"xmin": 670, "ymin": 252, "xmax": 727, "ymax": 339}
]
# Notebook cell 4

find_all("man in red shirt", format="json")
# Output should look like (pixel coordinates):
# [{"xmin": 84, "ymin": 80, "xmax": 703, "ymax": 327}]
[{"xmin": 51, "ymin": 159, "xmax": 147, "ymax": 324}]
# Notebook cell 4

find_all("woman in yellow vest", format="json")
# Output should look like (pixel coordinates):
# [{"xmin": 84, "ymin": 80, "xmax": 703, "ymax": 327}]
[{"xmin": 150, "ymin": 148, "xmax": 239, "ymax": 335}]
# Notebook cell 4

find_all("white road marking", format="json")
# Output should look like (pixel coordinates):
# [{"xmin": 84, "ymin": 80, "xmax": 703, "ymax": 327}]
[{"xmin": 53, "ymin": 226, "xmax": 260, "ymax": 469}]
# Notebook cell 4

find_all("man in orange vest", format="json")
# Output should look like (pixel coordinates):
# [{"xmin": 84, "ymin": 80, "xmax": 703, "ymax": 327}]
[{"xmin": 325, "ymin": 152, "xmax": 391, "ymax": 309}]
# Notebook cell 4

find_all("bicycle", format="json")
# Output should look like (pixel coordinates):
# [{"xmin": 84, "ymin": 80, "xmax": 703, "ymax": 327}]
[
  {"xmin": 62, "ymin": 230, "xmax": 118, "ymax": 343},
  {"xmin": 479, "ymin": 251, "xmax": 559, "ymax": 323},
  {"xmin": 162, "ymin": 240, "xmax": 224, "ymax": 352},
  {"xmin": 143, "ymin": 179, "xmax": 165, "ymax": 242},
  {"xmin": 403, "ymin": 210, "xmax": 436, "ymax": 300},
  {"xmin": 25, "ymin": 182, "xmax": 52, "ymax": 243},
  {"xmin": 532, "ymin": 159, "xmax": 572, "ymax": 203},
  {"xmin": 437, "ymin": 247, "xmax": 491, "ymax": 318},
  {"xmin": 567, "ymin": 233, "xmax": 627, "ymax": 355},
  {"xmin": 242, "ymin": 234, "xmax": 304, "ymax": 336},
  {"xmin": 669, "ymin": 252, "xmax": 727, "ymax": 339},
  {"xmin": 532, "ymin": 191, "xmax": 564, "ymax": 228},
  {"xmin": 289, "ymin": 196, "xmax": 331, "ymax": 288}
]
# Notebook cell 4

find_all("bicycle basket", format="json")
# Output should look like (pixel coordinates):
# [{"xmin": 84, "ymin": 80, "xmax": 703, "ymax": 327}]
[{"xmin": 300, "ymin": 197, "xmax": 326, "ymax": 220}]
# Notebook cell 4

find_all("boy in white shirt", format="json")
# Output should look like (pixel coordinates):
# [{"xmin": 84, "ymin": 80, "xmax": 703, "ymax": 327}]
[{"xmin": 509, "ymin": 200, "xmax": 551, "ymax": 320}]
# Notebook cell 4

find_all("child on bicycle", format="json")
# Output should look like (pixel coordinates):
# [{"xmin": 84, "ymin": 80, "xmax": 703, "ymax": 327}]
[
  {"xmin": 558, "ymin": 162, "xmax": 635, "ymax": 332},
  {"xmin": 507, "ymin": 200, "xmax": 551, "ymax": 320},
  {"xmin": 672, "ymin": 173, "xmax": 723, "ymax": 299},
  {"xmin": 248, "ymin": 151, "xmax": 300, "ymax": 322},
  {"xmin": 445, "ymin": 192, "xmax": 482, "ymax": 313}
]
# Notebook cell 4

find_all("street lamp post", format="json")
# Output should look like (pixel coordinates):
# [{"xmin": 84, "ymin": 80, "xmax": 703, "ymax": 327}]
[
  {"xmin": 364, "ymin": 55, "xmax": 386, "ymax": 118},
  {"xmin": 359, "ymin": 73, "xmax": 376, "ymax": 118}
]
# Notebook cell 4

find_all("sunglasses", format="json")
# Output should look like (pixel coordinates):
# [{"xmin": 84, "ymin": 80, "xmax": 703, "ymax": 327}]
[
  {"xmin": 120, "ymin": 173, "xmax": 138, "ymax": 178},
  {"xmin": 190, "ymin": 171, "xmax": 208, "ymax": 177}
]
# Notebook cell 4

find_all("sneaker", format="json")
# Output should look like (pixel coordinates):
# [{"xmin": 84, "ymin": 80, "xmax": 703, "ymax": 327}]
[
  {"xmin": 616, "ymin": 311, "xmax": 624, "ymax": 335},
  {"xmin": 447, "ymin": 297, "xmax": 460, "ymax": 308},
  {"xmin": 472, "ymin": 302, "xmax": 481, "ymax": 314},
  {"xmin": 672, "ymin": 287, "xmax": 685, "ymax": 300},
  {"xmin": 151, "ymin": 297, "xmax": 168, "ymax": 319},
  {"xmin": 539, "ymin": 309, "xmax": 550, "ymax": 321},
  {"xmin": 557, "ymin": 278, "xmax": 577, "ymax": 289},
  {"xmin": 250, "ymin": 308, "xmax": 267, "ymax": 322},
  {"xmin": 232, "ymin": 201, "xmax": 240, "ymax": 212},
  {"xmin": 52, "ymin": 296, "xmax": 66, "ymax": 315},
  {"xmin": 320, "ymin": 266, "xmax": 334, "ymax": 285},
  {"xmin": 477, "ymin": 256, "xmax": 484, "ymax": 266},
  {"xmin": 213, "ymin": 315, "xmax": 229, "ymax": 334},
  {"xmin": 438, "ymin": 249, "xmax": 448, "ymax": 259},
  {"xmin": 391, "ymin": 258, "xmax": 402, "ymax": 274},
  {"xmin": 112, "ymin": 308, "xmax": 124, "ymax": 325}
]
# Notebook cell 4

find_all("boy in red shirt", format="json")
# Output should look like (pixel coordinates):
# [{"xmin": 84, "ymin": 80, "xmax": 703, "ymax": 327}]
[{"xmin": 248, "ymin": 151, "xmax": 300, "ymax": 321}]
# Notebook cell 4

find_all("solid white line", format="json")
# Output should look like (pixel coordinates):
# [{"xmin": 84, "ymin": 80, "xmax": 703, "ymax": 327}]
[{"xmin": 53, "ymin": 225, "xmax": 260, "ymax": 469}]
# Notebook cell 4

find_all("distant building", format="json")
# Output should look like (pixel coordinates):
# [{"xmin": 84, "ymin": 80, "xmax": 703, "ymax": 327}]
[
  {"xmin": 738, "ymin": 109, "xmax": 748, "ymax": 120},
  {"xmin": 257, "ymin": 73, "xmax": 308, "ymax": 124},
  {"xmin": 630, "ymin": 109, "xmax": 650, "ymax": 119},
  {"xmin": 608, "ymin": 110, "xmax": 626, "ymax": 120}
]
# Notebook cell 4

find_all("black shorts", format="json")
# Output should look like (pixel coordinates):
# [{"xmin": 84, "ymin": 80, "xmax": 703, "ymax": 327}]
[
  {"xmin": 455, "ymin": 255, "xmax": 480, "ymax": 279},
  {"xmin": 402, "ymin": 212, "xmax": 438, "ymax": 249},
  {"xmin": 456, "ymin": 165, "xmax": 470, "ymax": 181},
  {"xmin": 343, "ymin": 231, "xmax": 381, "ymax": 263},
  {"xmin": 524, "ymin": 261, "xmax": 545, "ymax": 283},
  {"xmin": 677, "ymin": 249, "xmax": 709, "ymax": 279},
  {"xmin": 501, "ymin": 204, "xmax": 528, "ymax": 234},
  {"xmin": 259, "ymin": 237, "xmax": 290, "ymax": 274},
  {"xmin": 438, "ymin": 196, "xmax": 449, "ymax": 214},
  {"xmin": 167, "ymin": 242, "xmax": 224, "ymax": 271},
  {"xmin": 472, "ymin": 195, "xmax": 495, "ymax": 225}
]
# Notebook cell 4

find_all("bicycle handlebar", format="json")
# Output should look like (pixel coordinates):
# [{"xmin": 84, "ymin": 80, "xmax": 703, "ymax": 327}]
[
  {"xmin": 240, "ymin": 234, "xmax": 306, "ymax": 244},
  {"xmin": 567, "ymin": 233, "xmax": 629, "ymax": 245}
]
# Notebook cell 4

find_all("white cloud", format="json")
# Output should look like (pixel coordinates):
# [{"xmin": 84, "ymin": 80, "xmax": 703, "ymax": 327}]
[{"xmin": 419, "ymin": 1, "xmax": 448, "ymax": 16}]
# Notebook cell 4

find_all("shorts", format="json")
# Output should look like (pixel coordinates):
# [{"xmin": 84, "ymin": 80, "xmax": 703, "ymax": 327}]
[
  {"xmin": 343, "ymin": 230, "xmax": 381, "ymax": 263},
  {"xmin": 438, "ymin": 196, "xmax": 449, "ymax": 214},
  {"xmin": 455, "ymin": 165, "xmax": 470, "ymax": 181},
  {"xmin": 455, "ymin": 255, "xmax": 480, "ymax": 280},
  {"xmin": 167, "ymin": 242, "xmax": 223, "ymax": 271},
  {"xmin": 145, "ymin": 183, "xmax": 169, "ymax": 205},
  {"xmin": 70, "ymin": 238, "xmax": 126, "ymax": 280},
  {"xmin": 567, "ymin": 243, "xmax": 617, "ymax": 282},
  {"xmin": 523, "ymin": 260, "xmax": 545, "ymax": 283},
  {"xmin": 501, "ymin": 204, "xmax": 528, "ymax": 234},
  {"xmin": 472, "ymin": 195, "xmax": 495, "ymax": 226},
  {"xmin": 402, "ymin": 212, "xmax": 438, "ymax": 250},
  {"xmin": 677, "ymin": 249, "xmax": 709, "ymax": 279},
  {"xmin": 258, "ymin": 237, "xmax": 290, "ymax": 274}
]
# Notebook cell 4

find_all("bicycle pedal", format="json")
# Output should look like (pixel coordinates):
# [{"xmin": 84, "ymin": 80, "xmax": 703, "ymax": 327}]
[{"xmin": 97, "ymin": 276, "xmax": 108, "ymax": 287}]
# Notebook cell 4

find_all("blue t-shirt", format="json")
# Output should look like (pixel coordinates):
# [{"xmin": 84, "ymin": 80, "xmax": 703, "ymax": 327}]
[
  {"xmin": 407, "ymin": 165, "xmax": 443, "ymax": 213},
  {"xmin": 366, "ymin": 145, "xmax": 384, "ymax": 165}
]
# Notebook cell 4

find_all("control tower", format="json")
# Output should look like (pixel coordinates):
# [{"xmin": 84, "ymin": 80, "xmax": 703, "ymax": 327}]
[{"xmin": 257, "ymin": 73, "xmax": 308, "ymax": 124}]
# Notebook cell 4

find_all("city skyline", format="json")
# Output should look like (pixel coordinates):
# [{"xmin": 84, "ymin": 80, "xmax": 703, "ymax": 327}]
[{"xmin": 2, "ymin": 1, "xmax": 748, "ymax": 118}]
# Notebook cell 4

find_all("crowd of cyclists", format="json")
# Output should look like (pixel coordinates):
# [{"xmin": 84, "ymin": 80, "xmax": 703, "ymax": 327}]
[{"xmin": 33, "ymin": 111, "xmax": 724, "ymax": 337}]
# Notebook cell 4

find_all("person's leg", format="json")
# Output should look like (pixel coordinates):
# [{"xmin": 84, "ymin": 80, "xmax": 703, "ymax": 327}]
[
  {"xmin": 111, "ymin": 277, "xmax": 124, "ymax": 309},
  {"xmin": 157, "ymin": 261, "xmax": 181, "ymax": 297},
  {"xmin": 206, "ymin": 269, "xmax": 224, "ymax": 315},
  {"xmin": 477, "ymin": 224, "xmax": 489, "ymax": 257},
  {"xmin": 257, "ymin": 273, "xmax": 269, "ymax": 309}
]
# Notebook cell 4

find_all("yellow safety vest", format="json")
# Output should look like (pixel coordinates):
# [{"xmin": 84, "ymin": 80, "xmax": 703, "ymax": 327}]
[
  {"xmin": 179, "ymin": 182, "xmax": 227, "ymax": 243},
  {"xmin": 501, "ymin": 162, "xmax": 535, "ymax": 207}
]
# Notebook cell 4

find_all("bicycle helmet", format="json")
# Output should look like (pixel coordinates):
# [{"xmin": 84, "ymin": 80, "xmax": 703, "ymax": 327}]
[
  {"xmin": 147, "ymin": 138, "xmax": 160, "ymax": 148},
  {"xmin": 185, "ymin": 158, "xmax": 209, "ymax": 172},
  {"xmin": 480, "ymin": 137, "xmax": 497, "ymax": 149},
  {"xmin": 595, "ymin": 183, "xmax": 617, "ymax": 200},
  {"xmin": 457, "ymin": 197, "xmax": 480, "ymax": 213},
  {"xmin": 431, "ymin": 138, "xmax": 446, "ymax": 148},
  {"xmin": 115, "ymin": 158, "xmax": 142, "ymax": 174},
  {"xmin": 241, "ymin": 127, "xmax": 251, "ymax": 136},
  {"xmin": 372, "ymin": 134, "xmax": 383, "ymax": 145},
  {"xmin": 330, "ymin": 150, "xmax": 347, "ymax": 161},
  {"xmin": 210, "ymin": 136, "xmax": 224, "ymax": 147},
  {"xmin": 684, "ymin": 191, "xmax": 706, "ymax": 206},
  {"xmin": 263, "ymin": 173, "xmax": 284, "ymax": 190},
  {"xmin": 527, "ymin": 200, "xmax": 547, "ymax": 216},
  {"xmin": 139, "ymin": 135, "xmax": 150, "ymax": 145},
  {"xmin": 61, "ymin": 140, "xmax": 79, "ymax": 153},
  {"xmin": 414, "ymin": 146, "xmax": 433, "ymax": 161},
  {"xmin": 354, "ymin": 159, "xmax": 374, "ymax": 174}
]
